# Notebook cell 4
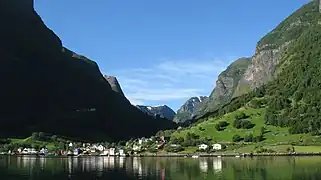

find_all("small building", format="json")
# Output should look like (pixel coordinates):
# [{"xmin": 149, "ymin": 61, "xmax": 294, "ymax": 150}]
[
  {"xmin": 119, "ymin": 149, "xmax": 126, "ymax": 157},
  {"xmin": 73, "ymin": 149, "xmax": 81, "ymax": 156},
  {"xmin": 69, "ymin": 143, "xmax": 73, "ymax": 147},
  {"xmin": 198, "ymin": 144, "xmax": 209, "ymax": 150},
  {"xmin": 109, "ymin": 148, "xmax": 116, "ymax": 156},
  {"xmin": 22, "ymin": 148, "xmax": 38, "ymax": 155},
  {"xmin": 97, "ymin": 145, "xmax": 105, "ymax": 152},
  {"xmin": 212, "ymin": 144, "xmax": 222, "ymax": 150},
  {"xmin": 39, "ymin": 148, "xmax": 48, "ymax": 155},
  {"xmin": 101, "ymin": 149, "xmax": 109, "ymax": 156}
]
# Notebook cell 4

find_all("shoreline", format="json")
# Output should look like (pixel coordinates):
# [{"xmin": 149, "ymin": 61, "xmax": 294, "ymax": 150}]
[{"xmin": 2, "ymin": 152, "xmax": 321, "ymax": 158}]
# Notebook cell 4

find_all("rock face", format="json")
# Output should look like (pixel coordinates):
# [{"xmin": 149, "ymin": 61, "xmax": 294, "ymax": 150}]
[
  {"xmin": 199, "ymin": 58, "xmax": 251, "ymax": 114},
  {"xmin": 136, "ymin": 105, "xmax": 176, "ymax": 121},
  {"xmin": 193, "ymin": 1, "xmax": 320, "ymax": 119},
  {"xmin": 233, "ymin": 1, "xmax": 318, "ymax": 98},
  {"xmin": 173, "ymin": 96, "xmax": 208, "ymax": 123},
  {"xmin": 104, "ymin": 75, "xmax": 125, "ymax": 96},
  {"xmin": 0, "ymin": 0, "xmax": 176, "ymax": 141}
]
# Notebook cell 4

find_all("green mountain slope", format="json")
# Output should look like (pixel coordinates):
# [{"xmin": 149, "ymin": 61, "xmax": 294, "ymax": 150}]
[
  {"xmin": 234, "ymin": 0, "xmax": 321, "ymax": 97},
  {"xmin": 165, "ymin": 1, "xmax": 321, "ymax": 149}
]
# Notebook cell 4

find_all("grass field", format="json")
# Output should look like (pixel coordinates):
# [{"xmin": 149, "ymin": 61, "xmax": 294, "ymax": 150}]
[
  {"xmin": 171, "ymin": 106, "xmax": 321, "ymax": 153},
  {"xmin": 9, "ymin": 137, "xmax": 56, "ymax": 151}
]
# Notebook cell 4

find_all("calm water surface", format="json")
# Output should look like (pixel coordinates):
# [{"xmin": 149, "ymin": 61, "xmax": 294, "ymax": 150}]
[{"xmin": 1, "ymin": 156, "xmax": 321, "ymax": 180}]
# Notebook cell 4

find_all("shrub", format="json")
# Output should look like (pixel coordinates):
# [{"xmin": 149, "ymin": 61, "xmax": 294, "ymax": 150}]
[
  {"xmin": 215, "ymin": 124, "xmax": 222, "ymax": 131},
  {"xmin": 235, "ymin": 112, "xmax": 247, "ymax": 120},
  {"xmin": 253, "ymin": 135, "xmax": 265, "ymax": 142},
  {"xmin": 241, "ymin": 120, "xmax": 255, "ymax": 129},
  {"xmin": 244, "ymin": 134, "xmax": 254, "ymax": 142},
  {"xmin": 232, "ymin": 135, "xmax": 243, "ymax": 142},
  {"xmin": 218, "ymin": 121, "xmax": 229, "ymax": 127},
  {"xmin": 165, "ymin": 145, "xmax": 184, "ymax": 153}
]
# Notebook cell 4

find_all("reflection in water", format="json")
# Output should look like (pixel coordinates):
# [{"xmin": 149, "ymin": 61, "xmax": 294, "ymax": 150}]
[
  {"xmin": 213, "ymin": 158, "xmax": 222, "ymax": 172},
  {"xmin": 0, "ymin": 156, "xmax": 321, "ymax": 180},
  {"xmin": 199, "ymin": 158, "xmax": 208, "ymax": 173}
]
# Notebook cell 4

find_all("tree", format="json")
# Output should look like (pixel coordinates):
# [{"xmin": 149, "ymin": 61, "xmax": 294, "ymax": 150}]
[
  {"xmin": 260, "ymin": 127, "xmax": 266, "ymax": 136},
  {"xmin": 244, "ymin": 134, "xmax": 254, "ymax": 142},
  {"xmin": 51, "ymin": 135, "xmax": 58, "ymax": 141},
  {"xmin": 31, "ymin": 132, "xmax": 39, "ymax": 140},
  {"xmin": 232, "ymin": 134, "xmax": 242, "ymax": 142},
  {"xmin": 218, "ymin": 121, "xmax": 229, "ymax": 127},
  {"xmin": 235, "ymin": 112, "xmax": 247, "ymax": 120},
  {"xmin": 39, "ymin": 132, "xmax": 45, "ymax": 140},
  {"xmin": 215, "ymin": 124, "xmax": 222, "ymax": 131}
]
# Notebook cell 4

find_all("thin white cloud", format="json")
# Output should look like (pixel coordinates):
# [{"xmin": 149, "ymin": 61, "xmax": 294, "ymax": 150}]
[{"xmin": 109, "ymin": 56, "xmax": 235, "ymax": 107}]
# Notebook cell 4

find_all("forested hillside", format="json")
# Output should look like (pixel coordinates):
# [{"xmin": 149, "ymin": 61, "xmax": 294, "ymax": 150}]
[{"xmin": 163, "ymin": 1, "xmax": 321, "ymax": 148}]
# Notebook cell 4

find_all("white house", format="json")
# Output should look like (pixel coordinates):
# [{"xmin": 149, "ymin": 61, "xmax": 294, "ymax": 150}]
[
  {"xmin": 109, "ymin": 148, "xmax": 116, "ymax": 156},
  {"xmin": 69, "ymin": 143, "xmax": 73, "ymax": 147},
  {"xmin": 138, "ymin": 139, "xmax": 143, "ymax": 145},
  {"xmin": 97, "ymin": 145, "xmax": 105, "ymax": 152},
  {"xmin": 101, "ymin": 149, "xmax": 109, "ymax": 156},
  {"xmin": 198, "ymin": 144, "xmax": 209, "ymax": 150},
  {"xmin": 22, "ymin": 148, "xmax": 38, "ymax": 155},
  {"xmin": 119, "ymin": 149, "xmax": 126, "ymax": 157},
  {"xmin": 212, "ymin": 144, "xmax": 222, "ymax": 150},
  {"xmin": 39, "ymin": 148, "xmax": 48, "ymax": 155}
]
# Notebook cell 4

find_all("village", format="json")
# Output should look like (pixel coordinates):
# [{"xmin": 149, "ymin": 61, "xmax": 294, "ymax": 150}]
[{"xmin": 0, "ymin": 134, "xmax": 226, "ymax": 157}]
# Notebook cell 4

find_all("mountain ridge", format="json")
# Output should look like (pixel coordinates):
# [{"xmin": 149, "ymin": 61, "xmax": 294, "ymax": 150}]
[
  {"xmin": 136, "ymin": 105, "xmax": 176, "ymax": 121},
  {"xmin": 0, "ymin": 0, "xmax": 176, "ymax": 141}
]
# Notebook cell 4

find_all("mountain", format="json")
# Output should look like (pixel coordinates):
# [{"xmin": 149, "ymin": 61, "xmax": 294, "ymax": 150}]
[
  {"xmin": 194, "ymin": 0, "xmax": 321, "ymax": 119},
  {"xmin": 104, "ymin": 75, "xmax": 125, "ymax": 96},
  {"xmin": 189, "ymin": 0, "xmax": 321, "ymax": 135},
  {"xmin": 166, "ymin": 0, "xmax": 321, "ymax": 150},
  {"xmin": 0, "ymin": 0, "xmax": 176, "ymax": 141},
  {"xmin": 198, "ymin": 58, "xmax": 251, "ymax": 115},
  {"xmin": 136, "ymin": 105, "xmax": 176, "ymax": 121},
  {"xmin": 173, "ymin": 96, "xmax": 208, "ymax": 123}
]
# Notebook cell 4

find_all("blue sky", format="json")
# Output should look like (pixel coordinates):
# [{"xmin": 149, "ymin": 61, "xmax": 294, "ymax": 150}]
[{"xmin": 35, "ymin": 0, "xmax": 309, "ymax": 111}]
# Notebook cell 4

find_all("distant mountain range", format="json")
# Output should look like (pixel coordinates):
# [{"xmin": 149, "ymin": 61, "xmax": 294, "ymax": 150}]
[
  {"xmin": 135, "ymin": 105, "xmax": 176, "ymax": 121},
  {"xmin": 173, "ymin": 96, "xmax": 208, "ymax": 123}
]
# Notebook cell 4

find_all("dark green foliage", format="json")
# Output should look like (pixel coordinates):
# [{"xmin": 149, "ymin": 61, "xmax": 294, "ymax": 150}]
[
  {"xmin": 235, "ymin": 112, "xmax": 248, "ymax": 120},
  {"xmin": 215, "ymin": 121, "xmax": 229, "ymax": 131},
  {"xmin": 249, "ymin": 98, "xmax": 267, "ymax": 109},
  {"xmin": 244, "ymin": 134, "xmax": 254, "ymax": 142},
  {"xmin": 215, "ymin": 124, "xmax": 222, "ymax": 131},
  {"xmin": 199, "ymin": 127, "xmax": 205, "ymax": 131},
  {"xmin": 233, "ymin": 119, "xmax": 255, "ymax": 129},
  {"xmin": 170, "ymin": 137, "xmax": 184, "ymax": 145},
  {"xmin": 164, "ymin": 145, "xmax": 185, "ymax": 153},
  {"xmin": 219, "ymin": 121, "xmax": 229, "ymax": 127},
  {"xmin": 232, "ymin": 135, "xmax": 243, "ymax": 142},
  {"xmin": 253, "ymin": 135, "xmax": 265, "ymax": 142}
]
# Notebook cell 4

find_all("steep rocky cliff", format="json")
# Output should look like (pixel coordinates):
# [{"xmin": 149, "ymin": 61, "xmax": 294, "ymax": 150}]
[
  {"xmin": 0, "ymin": 0, "xmax": 176, "ymax": 141},
  {"xmin": 104, "ymin": 75, "xmax": 125, "ymax": 96},
  {"xmin": 136, "ymin": 105, "xmax": 176, "ymax": 121},
  {"xmin": 234, "ymin": 1, "xmax": 319, "ymax": 97},
  {"xmin": 198, "ymin": 58, "xmax": 251, "ymax": 114},
  {"xmin": 188, "ymin": 1, "xmax": 321, "ymax": 121},
  {"xmin": 173, "ymin": 96, "xmax": 208, "ymax": 123}
]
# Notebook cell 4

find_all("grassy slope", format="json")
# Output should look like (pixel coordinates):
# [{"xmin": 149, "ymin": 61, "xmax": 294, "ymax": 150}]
[
  {"xmin": 9, "ymin": 137, "xmax": 57, "ymax": 151},
  {"xmin": 171, "ymin": 99, "xmax": 321, "ymax": 153}
]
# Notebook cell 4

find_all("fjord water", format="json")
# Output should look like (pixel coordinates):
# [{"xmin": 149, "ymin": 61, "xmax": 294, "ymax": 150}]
[{"xmin": 1, "ymin": 156, "xmax": 321, "ymax": 180}]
